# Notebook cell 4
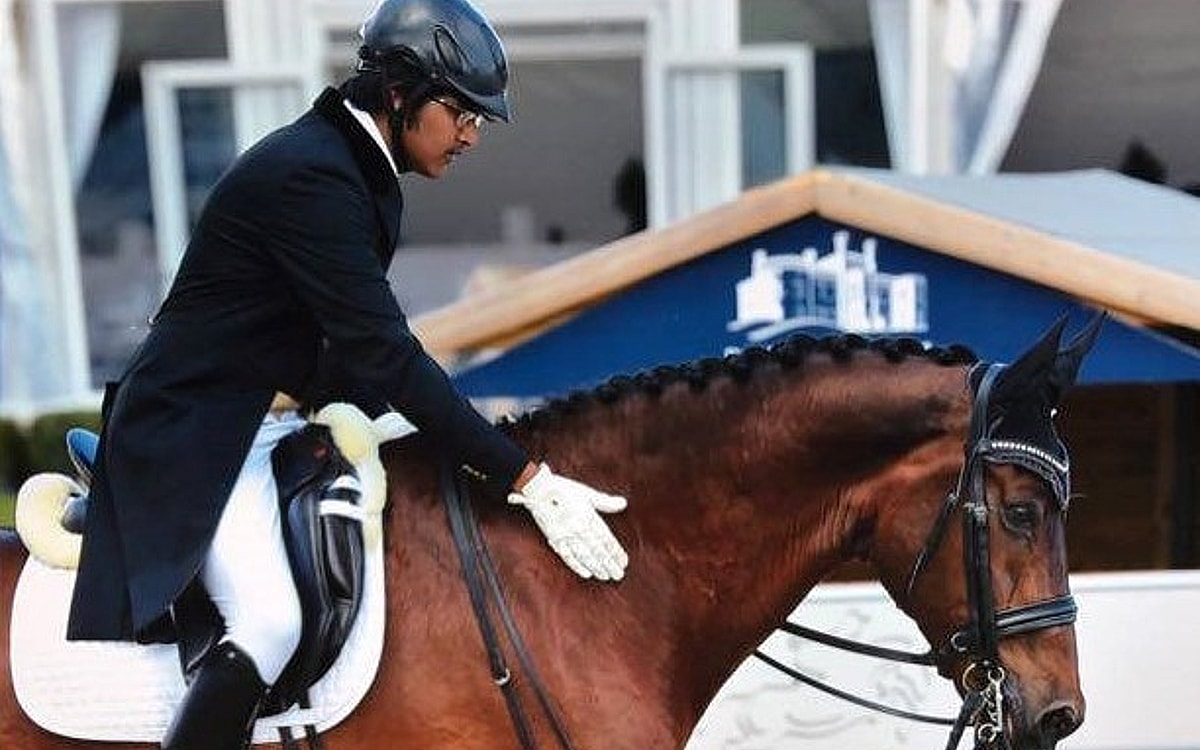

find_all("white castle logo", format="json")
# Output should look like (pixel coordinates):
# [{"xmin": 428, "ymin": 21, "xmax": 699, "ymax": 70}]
[{"xmin": 728, "ymin": 230, "xmax": 929, "ymax": 343}]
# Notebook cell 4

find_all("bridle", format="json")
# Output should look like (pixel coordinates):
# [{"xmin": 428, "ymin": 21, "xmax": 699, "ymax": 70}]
[{"xmin": 754, "ymin": 362, "xmax": 1078, "ymax": 750}]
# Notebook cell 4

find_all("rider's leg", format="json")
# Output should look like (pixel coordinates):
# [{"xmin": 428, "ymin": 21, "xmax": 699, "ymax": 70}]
[
  {"xmin": 160, "ymin": 640, "xmax": 267, "ymax": 750},
  {"xmin": 162, "ymin": 412, "xmax": 305, "ymax": 750},
  {"xmin": 201, "ymin": 413, "xmax": 304, "ymax": 682}
]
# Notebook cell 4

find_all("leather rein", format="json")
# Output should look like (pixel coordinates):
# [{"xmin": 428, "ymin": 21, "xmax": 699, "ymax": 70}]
[
  {"xmin": 440, "ymin": 461, "xmax": 580, "ymax": 750},
  {"xmin": 753, "ymin": 363, "xmax": 1078, "ymax": 750}
]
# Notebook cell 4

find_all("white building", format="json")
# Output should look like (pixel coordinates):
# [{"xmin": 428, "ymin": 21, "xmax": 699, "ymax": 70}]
[{"xmin": 729, "ymin": 230, "xmax": 928, "ymax": 341}]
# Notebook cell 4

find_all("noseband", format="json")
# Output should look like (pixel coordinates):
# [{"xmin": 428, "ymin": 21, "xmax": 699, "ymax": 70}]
[{"xmin": 755, "ymin": 362, "xmax": 1078, "ymax": 750}]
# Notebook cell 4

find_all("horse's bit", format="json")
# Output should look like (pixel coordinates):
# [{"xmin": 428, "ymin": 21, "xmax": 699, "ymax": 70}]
[{"xmin": 754, "ymin": 362, "xmax": 1078, "ymax": 750}]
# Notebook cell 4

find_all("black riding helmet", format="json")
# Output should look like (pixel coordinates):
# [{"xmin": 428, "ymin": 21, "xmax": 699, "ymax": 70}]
[{"xmin": 357, "ymin": 0, "xmax": 510, "ymax": 123}]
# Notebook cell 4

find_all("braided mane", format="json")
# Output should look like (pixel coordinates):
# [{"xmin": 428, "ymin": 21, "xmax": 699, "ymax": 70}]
[{"xmin": 508, "ymin": 333, "xmax": 977, "ymax": 429}]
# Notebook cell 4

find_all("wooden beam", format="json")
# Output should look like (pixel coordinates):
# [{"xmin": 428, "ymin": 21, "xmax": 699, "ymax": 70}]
[
  {"xmin": 413, "ymin": 172, "xmax": 819, "ymax": 360},
  {"xmin": 414, "ymin": 168, "xmax": 1200, "ymax": 361},
  {"xmin": 815, "ymin": 171, "xmax": 1200, "ymax": 331}
]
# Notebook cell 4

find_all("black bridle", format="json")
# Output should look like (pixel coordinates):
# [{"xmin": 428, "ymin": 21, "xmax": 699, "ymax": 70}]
[{"xmin": 754, "ymin": 363, "xmax": 1078, "ymax": 750}]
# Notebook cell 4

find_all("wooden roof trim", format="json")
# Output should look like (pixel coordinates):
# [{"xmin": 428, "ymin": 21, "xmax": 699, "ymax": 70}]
[
  {"xmin": 414, "ymin": 171, "xmax": 819, "ymax": 358},
  {"xmin": 815, "ymin": 170, "xmax": 1200, "ymax": 331},
  {"xmin": 414, "ymin": 168, "xmax": 1200, "ymax": 360}
]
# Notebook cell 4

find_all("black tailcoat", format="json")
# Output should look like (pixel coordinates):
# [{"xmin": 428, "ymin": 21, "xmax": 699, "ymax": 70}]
[{"xmin": 67, "ymin": 88, "xmax": 527, "ymax": 641}]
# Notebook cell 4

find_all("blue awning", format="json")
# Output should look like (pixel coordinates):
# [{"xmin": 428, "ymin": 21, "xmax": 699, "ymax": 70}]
[{"xmin": 454, "ymin": 216, "xmax": 1200, "ymax": 398}]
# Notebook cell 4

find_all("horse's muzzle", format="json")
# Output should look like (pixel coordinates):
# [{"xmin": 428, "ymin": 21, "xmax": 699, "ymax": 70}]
[{"xmin": 1034, "ymin": 699, "xmax": 1082, "ymax": 747}]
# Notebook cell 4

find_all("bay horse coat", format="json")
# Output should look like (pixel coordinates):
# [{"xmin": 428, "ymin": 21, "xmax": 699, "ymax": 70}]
[{"xmin": 67, "ymin": 87, "xmax": 527, "ymax": 643}]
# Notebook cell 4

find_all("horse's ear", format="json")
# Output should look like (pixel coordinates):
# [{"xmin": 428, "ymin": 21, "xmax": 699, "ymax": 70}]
[
  {"xmin": 1047, "ymin": 311, "xmax": 1106, "ymax": 406},
  {"xmin": 989, "ymin": 315, "xmax": 1068, "ymax": 402}
]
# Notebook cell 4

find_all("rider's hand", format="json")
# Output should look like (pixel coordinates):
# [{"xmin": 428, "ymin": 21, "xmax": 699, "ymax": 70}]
[{"xmin": 508, "ymin": 463, "xmax": 629, "ymax": 581}]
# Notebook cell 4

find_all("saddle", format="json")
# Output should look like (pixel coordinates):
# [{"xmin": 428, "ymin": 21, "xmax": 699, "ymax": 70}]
[
  {"xmin": 66, "ymin": 422, "xmax": 370, "ymax": 717},
  {"xmin": 266, "ymin": 423, "xmax": 366, "ymax": 714}
]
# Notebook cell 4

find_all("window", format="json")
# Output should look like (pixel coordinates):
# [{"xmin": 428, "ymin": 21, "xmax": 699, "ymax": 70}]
[{"xmin": 70, "ymin": 1, "xmax": 227, "ymax": 384}]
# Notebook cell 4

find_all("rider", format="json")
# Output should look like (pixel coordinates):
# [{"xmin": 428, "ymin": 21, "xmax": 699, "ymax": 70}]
[{"xmin": 65, "ymin": 1, "xmax": 630, "ymax": 748}]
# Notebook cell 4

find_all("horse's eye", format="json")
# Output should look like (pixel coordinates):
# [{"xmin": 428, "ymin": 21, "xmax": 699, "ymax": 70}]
[{"xmin": 1001, "ymin": 500, "xmax": 1042, "ymax": 534}]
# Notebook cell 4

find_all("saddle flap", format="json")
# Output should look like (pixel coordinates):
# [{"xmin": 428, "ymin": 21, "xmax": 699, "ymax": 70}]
[
  {"xmin": 10, "ymin": 546, "xmax": 387, "ymax": 745},
  {"xmin": 262, "ymin": 425, "xmax": 368, "ymax": 715}
]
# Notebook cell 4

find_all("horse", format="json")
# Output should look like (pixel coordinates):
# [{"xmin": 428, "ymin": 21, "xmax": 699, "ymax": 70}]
[{"xmin": 0, "ymin": 320, "xmax": 1097, "ymax": 750}]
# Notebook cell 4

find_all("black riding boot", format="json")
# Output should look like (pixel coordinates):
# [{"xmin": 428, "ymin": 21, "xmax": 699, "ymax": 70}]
[{"xmin": 161, "ymin": 640, "xmax": 267, "ymax": 750}]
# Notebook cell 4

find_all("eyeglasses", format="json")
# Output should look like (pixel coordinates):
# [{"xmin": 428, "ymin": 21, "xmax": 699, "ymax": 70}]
[{"xmin": 431, "ymin": 97, "xmax": 486, "ymax": 130}]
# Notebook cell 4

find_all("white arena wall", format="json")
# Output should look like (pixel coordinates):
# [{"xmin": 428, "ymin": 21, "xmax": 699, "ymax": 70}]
[{"xmin": 686, "ymin": 570, "xmax": 1200, "ymax": 750}]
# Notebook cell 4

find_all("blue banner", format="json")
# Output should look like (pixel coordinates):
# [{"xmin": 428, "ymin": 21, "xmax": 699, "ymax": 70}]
[{"xmin": 455, "ymin": 217, "xmax": 1200, "ymax": 398}]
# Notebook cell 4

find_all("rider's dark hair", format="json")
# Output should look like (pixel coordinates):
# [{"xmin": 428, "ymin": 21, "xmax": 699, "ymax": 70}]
[
  {"xmin": 339, "ymin": 68, "xmax": 450, "ymax": 126},
  {"xmin": 340, "ymin": 71, "xmax": 386, "ymax": 114}
]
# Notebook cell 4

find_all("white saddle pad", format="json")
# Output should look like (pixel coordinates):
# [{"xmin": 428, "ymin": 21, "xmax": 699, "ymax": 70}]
[{"xmin": 10, "ymin": 543, "xmax": 386, "ymax": 744}]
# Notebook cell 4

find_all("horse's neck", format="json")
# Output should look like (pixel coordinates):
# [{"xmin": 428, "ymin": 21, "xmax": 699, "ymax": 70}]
[{"xmin": 520, "ymin": 359, "xmax": 967, "ymax": 696}]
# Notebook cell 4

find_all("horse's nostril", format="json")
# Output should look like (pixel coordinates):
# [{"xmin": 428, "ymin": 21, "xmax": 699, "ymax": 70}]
[{"xmin": 1037, "ymin": 702, "xmax": 1081, "ymax": 742}]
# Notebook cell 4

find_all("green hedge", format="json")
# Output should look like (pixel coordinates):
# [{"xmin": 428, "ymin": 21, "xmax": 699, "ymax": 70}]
[
  {"xmin": 25, "ymin": 411, "xmax": 103, "ymax": 478},
  {"xmin": 0, "ymin": 410, "xmax": 101, "ymax": 497},
  {"xmin": 0, "ymin": 418, "xmax": 29, "ymax": 495},
  {"xmin": 0, "ymin": 411, "xmax": 101, "ymax": 529}
]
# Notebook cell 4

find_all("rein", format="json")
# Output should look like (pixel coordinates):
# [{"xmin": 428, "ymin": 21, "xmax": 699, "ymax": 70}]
[
  {"xmin": 439, "ymin": 461, "xmax": 579, "ymax": 750},
  {"xmin": 754, "ymin": 363, "xmax": 1078, "ymax": 750}
]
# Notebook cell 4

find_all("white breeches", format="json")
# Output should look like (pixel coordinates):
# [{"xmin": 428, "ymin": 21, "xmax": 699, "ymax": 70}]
[{"xmin": 202, "ymin": 411, "xmax": 305, "ymax": 685}]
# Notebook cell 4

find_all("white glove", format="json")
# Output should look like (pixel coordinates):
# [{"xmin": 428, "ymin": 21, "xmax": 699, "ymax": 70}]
[{"xmin": 508, "ymin": 464, "xmax": 629, "ymax": 581}]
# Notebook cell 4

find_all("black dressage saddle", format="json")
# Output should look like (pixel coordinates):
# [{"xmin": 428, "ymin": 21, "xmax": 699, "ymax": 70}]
[{"xmin": 63, "ymin": 424, "xmax": 367, "ymax": 716}]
